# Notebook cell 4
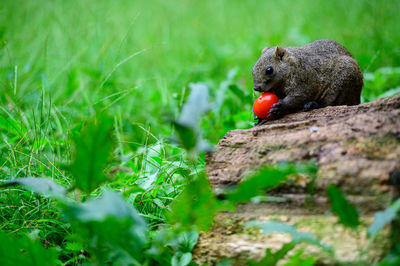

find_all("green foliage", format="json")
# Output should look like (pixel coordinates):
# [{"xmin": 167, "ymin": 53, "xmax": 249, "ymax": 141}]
[
  {"xmin": 0, "ymin": 232, "xmax": 59, "ymax": 266},
  {"xmin": 245, "ymin": 221, "xmax": 332, "ymax": 253},
  {"xmin": 64, "ymin": 191, "xmax": 144, "ymax": 223},
  {"xmin": 0, "ymin": 116, "xmax": 26, "ymax": 139},
  {"xmin": 1, "ymin": 177, "xmax": 66, "ymax": 200},
  {"xmin": 169, "ymin": 231, "xmax": 199, "ymax": 254},
  {"xmin": 227, "ymin": 163, "xmax": 317, "ymax": 203},
  {"xmin": 68, "ymin": 114, "xmax": 114, "ymax": 194},
  {"xmin": 368, "ymin": 199, "xmax": 400, "ymax": 237},
  {"xmin": 172, "ymin": 82, "xmax": 211, "ymax": 154},
  {"xmin": 326, "ymin": 185, "xmax": 360, "ymax": 228},
  {"xmin": 171, "ymin": 252, "xmax": 192, "ymax": 266},
  {"xmin": 376, "ymin": 244, "xmax": 400, "ymax": 266},
  {"xmin": 363, "ymin": 67, "xmax": 400, "ymax": 102},
  {"xmin": 63, "ymin": 191, "xmax": 147, "ymax": 264},
  {"xmin": 246, "ymin": 220, "xmax": 331, "ymax": 265},
  {"xmin": 283, "ymin": 249, "xmax": 316, "ymax": 266},
  {"xmin": 145, "ymin": 229, "xmax": 199, "ymax": 265},
  {"xmin": 178, "ymin": 83, "xmax": 210, "ymax": 129},
  {"xmin": 171, "ymin": 121, "xmax": 197, "ymax": 152},
  {"xmin": 1, "ymin": 115, "xmax": 200, "ymax": 265},
  {"xmin": 226, "ymin": 166, "xmax": 287, "ymax": 203},
  {"xmin": 167, "ymin": 172, "xmax": 219, "ymax": 231}
]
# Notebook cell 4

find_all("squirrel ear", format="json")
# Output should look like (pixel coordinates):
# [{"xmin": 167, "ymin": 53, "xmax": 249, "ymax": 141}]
[
  {"xmin": 274, "ymin": 46, "xmax": 286, "ymax": 59},
  {"xmin": 261, "ymin": 47, "xmax": 270, "ymax": 55}
]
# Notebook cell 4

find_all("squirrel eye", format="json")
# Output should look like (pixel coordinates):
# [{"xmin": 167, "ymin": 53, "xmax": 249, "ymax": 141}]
[{"xmin": 265, "ymin": 67, "xmax": 274, "ymax": 75}]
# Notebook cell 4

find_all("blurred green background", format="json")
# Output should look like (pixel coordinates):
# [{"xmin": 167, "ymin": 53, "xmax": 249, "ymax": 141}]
[{"xmin": 2, "ymin": 0, "xmax": 400, "ymax": 142}]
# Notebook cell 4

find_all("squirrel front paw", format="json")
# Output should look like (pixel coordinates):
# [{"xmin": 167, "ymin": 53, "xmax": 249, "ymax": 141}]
[
  {"xmin": 269, "ymin": 101, "xmax": 282, "ymax": 116},
  {"xmin": 303, "ymin": 101, "xmax": 319, "ymax": 111}
]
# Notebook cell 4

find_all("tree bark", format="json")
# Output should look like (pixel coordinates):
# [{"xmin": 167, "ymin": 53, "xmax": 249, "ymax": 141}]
[{"xmin": 194, "ymin": 95, "xmax": 400, "ymax": 265}]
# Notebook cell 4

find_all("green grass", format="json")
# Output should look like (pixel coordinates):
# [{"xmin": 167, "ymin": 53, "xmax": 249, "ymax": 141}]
[
  {"xmin": 1, "ymin": 0, "xmax": 400, "ymax": 142},
  {"xmin": 1, "ymin": 0, "xmax": 400, "ymax": 264}
]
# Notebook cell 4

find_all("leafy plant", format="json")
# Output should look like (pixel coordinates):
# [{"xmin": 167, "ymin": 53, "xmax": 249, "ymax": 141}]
[
  {"xmin": 68, "ymin": 114, "xmax": 115, "ymax": 194},
  {"xmin": 246, "ymin": 221, "xmax": 332, "ymax": 265},
  {"xmin": 2, "ymin": 177, "xmax": 66, "ymax": 200},
  {"xmin": 0, "ymin": 113, "xmax": 201, "ymax": 265},
  {"xmin": 326, "ymin": 184, "xmax": 360, "ymax": 228},
  {"xmin": 171, "ymin": 82, "xmax": 211, "ymax": 154},
  {"xmin": 0, "ymin": 232, "xmax": 59, "ymax": 266},
  {"xmin": 167, "ymin": 171, "xmax": 219, "ymax": 231},
  {"xmin": 363, "ymin": 67, "xmax": 400, "ymax": 101},
  {"xmin": 227, "ymin": 163, "xmax": 317, "ymax": 203},
  {"xmin": 64, "ymin": 191, "xmax": 147, "ymax": 264},
  {"xmin": 368, "ymin": 198, "xmax": 400, "ymax": 237}
]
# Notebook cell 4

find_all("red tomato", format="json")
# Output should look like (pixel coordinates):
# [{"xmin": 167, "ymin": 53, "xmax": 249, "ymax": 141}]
[{"xmin": 253, "ymin": 92, "xmax": 279, "ymax": 120}]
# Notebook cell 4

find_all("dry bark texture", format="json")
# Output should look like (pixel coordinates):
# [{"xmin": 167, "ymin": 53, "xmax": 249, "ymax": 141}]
[{"xmin": 194, "ymin": 95, "xmax": 400, "ymax": 265}]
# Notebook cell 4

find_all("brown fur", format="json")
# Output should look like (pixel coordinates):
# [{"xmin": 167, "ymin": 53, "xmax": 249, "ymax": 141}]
[{"xmin": 253, "ymin": 39, "xmax": 363, "ymax": 116}]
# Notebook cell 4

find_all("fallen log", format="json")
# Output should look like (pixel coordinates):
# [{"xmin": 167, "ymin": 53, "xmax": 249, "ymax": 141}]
[{"xmin": 194, "ymin": 95, "xmax": 400, "ymax": 265}]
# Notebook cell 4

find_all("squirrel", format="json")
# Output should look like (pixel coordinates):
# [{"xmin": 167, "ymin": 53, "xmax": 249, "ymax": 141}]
[{"xmin": 252, "ymin": 39, "xmax": 363, "ymax": 118}]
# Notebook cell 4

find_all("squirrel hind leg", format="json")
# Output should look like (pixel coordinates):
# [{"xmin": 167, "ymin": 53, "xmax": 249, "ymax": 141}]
[{"xmin": 303, "ymin": 101, "xmax": 320, "ymax": 111}]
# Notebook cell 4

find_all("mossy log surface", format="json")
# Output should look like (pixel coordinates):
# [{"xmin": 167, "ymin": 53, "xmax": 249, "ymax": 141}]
[{"xmin": 194, "ymin": 95, "xmax": 400, "ymax": 265}]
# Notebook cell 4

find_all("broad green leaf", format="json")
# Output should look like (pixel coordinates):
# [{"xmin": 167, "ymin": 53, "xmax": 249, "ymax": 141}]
[
  {"xmin": 171, "ymin": 121, "xmax": 197, "ymax": 151},
  {"xmin": 178, "ymin": 231, "xmax": 199, "ymax": 252},
  {"xmin": 178, "ymin": 83, "xmax": 209, "ymax": 128},
  {"xmin": 327, "ymin": 185, "xmax": 360, "ymax": 228},
  {"xmin": 148, "ymin": 229, "xmax": 198, "ymax": 265},
  {"xmin": 368, "ymin": 198, "xmax": 400, "ymax": 237},
  {"xmin": 65, "ymin": 191, "xmax": 146, "ymax": 223},
  {"xmin": 68, "ymin": 114, "xmax": 114, "ymax": 194},
  {"xmin": 64, "ymin": 191, "xmax": 147, "ymax": 264},
  {"xmin": 227, "ymin": 163, "xmax": 317, "ymax": 203},
  {"xmin": 226, "ymin": 167, "xmax": 287, "ymax": 203},
  {"xmin": 213, "ymin": 68, "xmax": 239, "ymax": 113},
  {"xmin": 171, "ymin": 252, "xmax": 192, "ymax": 266},
  {"xmin": 1, "ymin": 177, "xmax": 66, "ymax": 200},
  {"xmin": 0, "ymin": 232, "xmax": 58, "ymax": 266},
  {"xmin": 65, "ymin": 241, "xmax": 83, "ymax": 251},
  {"xmin": 167, "ymin": 172, "xmax": 219, "ymax": 231},
  {"xmin": 168, "ymin": 231, "xmax": 199, "ymax": 253},
  {"xmin": 245, "ymin": 221, "xmax": 332, "ymax": 254},
  {"xmin": 196, "ymin": 138, "xmax": 212, "ymax": 153},
  {"xmin": 172, "ymin": 82, "xmax": 210, "ymax": 152}
]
